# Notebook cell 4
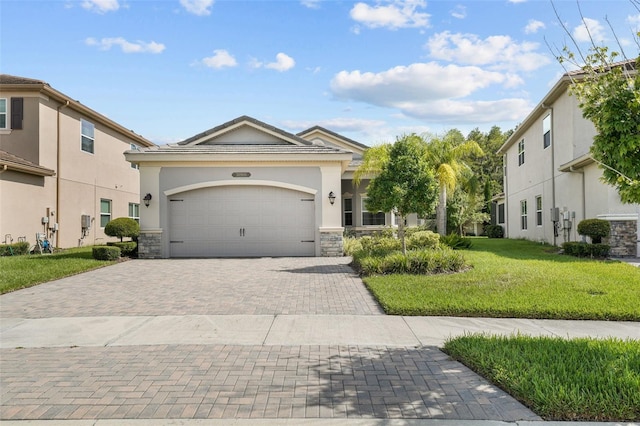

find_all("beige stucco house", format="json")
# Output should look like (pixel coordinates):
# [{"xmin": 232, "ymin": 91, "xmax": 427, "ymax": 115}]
[
  {"xmin": 126, "ymin": 116, "xmax": 405, "ymax": 258},
  {"xmin": 0, "ymin": 74, "xmax": 155, "ymax": 249},
  {"xmin": 497, "ymin": 61, "xmax": 639, "ymax": 257}
]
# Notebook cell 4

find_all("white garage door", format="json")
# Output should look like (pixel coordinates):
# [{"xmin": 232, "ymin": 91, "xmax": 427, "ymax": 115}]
[{"xmin": 169, "ymin": 185, "xmax": 316, "ymax": 257}]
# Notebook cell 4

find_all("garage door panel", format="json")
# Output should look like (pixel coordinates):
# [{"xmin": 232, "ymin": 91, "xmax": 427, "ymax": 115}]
[{"xmin": 169, "ymin": 186, "xmax": 315, "ymax": 257}]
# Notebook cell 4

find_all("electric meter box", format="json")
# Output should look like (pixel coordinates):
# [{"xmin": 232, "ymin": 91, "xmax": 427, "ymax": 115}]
[{"xmin": 81, "ymin": 215, "xmax": 91, "ymax": 229}]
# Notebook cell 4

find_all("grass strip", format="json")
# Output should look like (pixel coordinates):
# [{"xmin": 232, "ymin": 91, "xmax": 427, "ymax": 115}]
[
  {"xmin": 364, "ymin": 238, "xmax": 640, "ymax": 320},
  {"xmin": 0, "ymin": 247, "xmax": 117, "ymax": 294},
  {"xmin": 443, "ymin": 334, "xmax": 640, "ymax": 421}
]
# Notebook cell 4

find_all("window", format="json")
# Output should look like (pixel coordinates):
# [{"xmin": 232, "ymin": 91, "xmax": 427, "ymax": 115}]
[
  {"xmin": 81, "ymin": 119, "xmax": 95, "ymax": 153},
  {"xmin": 518, "ymin": 139, "xmax": 525, "ymax": 166},
  {"xmin": 129, "ymin": 203, "xmax": 140, "ymax": 223},
  {"xmin": 343, "ymin": 198, "xmax": 353, "ymax": 226},
  {"xmin": 498, "ymin": 203, "xmax": 505, "ymax": 224},
  {"xmin": 362, "ymin": 197, "xmax": 385, "ymax": 226},
  {"xmin": 520, "ymin": 200, "xmax": 528, "ymax": 230},
  {"xmin": 100, "ymin": 199, "xmax": 111, "ymax": 227},
  {"xmin": 0, "ymin": 99, "xmax": 6, "ymax": 129},
  {"xmin": 543, "ymin": 114, "xmax": 551, "ymax": 149},
  {"xmin": 536, "ymin": 196, "xmax": 543, "ymax": 226},
  {"xmin": 130, "ymin": 143, "xmax": 139, "ymax": 169}
]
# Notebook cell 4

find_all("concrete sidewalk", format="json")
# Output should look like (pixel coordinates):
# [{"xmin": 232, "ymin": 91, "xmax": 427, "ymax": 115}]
[{"xmin": 2, "ymin": 315, "xmax": 639, "ymax": 349}]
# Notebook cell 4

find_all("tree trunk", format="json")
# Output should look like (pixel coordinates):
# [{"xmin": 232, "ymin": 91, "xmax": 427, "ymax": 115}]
[
  {"xmin": 398, "ymin": 213, "xmax": 406, "ymax": 255},
  {"xmin": 437, "ymin": 185, "xmax": 447, "ymax": 236}
]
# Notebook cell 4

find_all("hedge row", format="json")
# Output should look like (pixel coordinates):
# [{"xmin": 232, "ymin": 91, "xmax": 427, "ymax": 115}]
[
  {"xmin": 352, "ymin": 247, "xmax": 467, "ymax": 276},
  {"xmin": 562, "ymin": 242, "xmax": 610, "ymax": 258},
  {"xmin": 92, "ymin": 246, "xmax": 121, "ymax": 261},
  {"xmin": 0, "ymin": 242, "xmax": 31, "ymax": 256},
  {"xmin": 106, "ymin": 241, "xmax": 137, "ymax": 257}
]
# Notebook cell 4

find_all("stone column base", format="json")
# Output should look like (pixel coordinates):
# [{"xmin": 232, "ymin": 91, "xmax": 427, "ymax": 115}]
[
  {"xmin": 138, "ymin": 229, "xmax": 163, "ymax": 259},
  {"xmin": 319, "ymin": 228, "xmax": 344, "ymax": 257}
]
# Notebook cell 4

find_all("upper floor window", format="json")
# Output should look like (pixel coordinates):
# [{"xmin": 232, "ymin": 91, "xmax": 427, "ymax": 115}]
[
  {"xmin": 362, "ymin": 197, "xmax": 385, "ymax": 226},
  {"xmin": 130, "ymin": 143, "xmax": 139, "ymax": 169},
  {"xmin": 81, "ymin": 119, "xmax": 95, "ymax": 154},
  {"xmin": 543, "ymin": 115, "xmax": 551, "ymax": 149},
  {"xmin": 343, "ymin": 198, "xmax": 353, "ymax": 227},
  {"xmin": 0, "ymin": 99, "xmax": 6, "ymax": 129},
  {"xmin": 518, "ymin": 139, "xmax": 525, "ymax": 166}
]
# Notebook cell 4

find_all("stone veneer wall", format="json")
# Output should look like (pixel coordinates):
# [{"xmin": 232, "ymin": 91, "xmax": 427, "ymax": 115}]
[
  {"xmin": 607, "ymin": 220, "xmax": 637, "ymax": 258},
  {"xmin": 320, "ymin": 231, "xmax": 343, "ymax": 257},
  {"xmin": 138, "ymin": 231, "xmax": 163, "ymax": 259}
]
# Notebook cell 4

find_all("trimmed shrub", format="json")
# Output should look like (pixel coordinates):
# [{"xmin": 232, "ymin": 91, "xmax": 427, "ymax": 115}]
[
  {"xmin": 440, "ymin": 233, "xmax": 473, "ymax": 250},
  {"xmin": 107, "ymin": 241, "xmax": 137, "ymax": 257},
  {"xmin": 485, "ymin": 225, "xmax": 504, "ymax": 239},
  {"xmin": 343, "ymin": 237, "xmax": 362, "ymax": 256},
  {"xmin": 406, "ymin": 230, "xmax": 440, "ymax": 250},
  {"xmin": 358, "ymin": 235, "xmax": 402, "ymax": 255},
  {"xmin": 577, "ymin": 219, "xmax": 610, "ymax": 244},
  {"xmin": 104, "ymin": 217, "xmax": 139, "ymax": 242},
  {"xmin": 92, "ymin": 246, "xmax": 121, "ymax": 261},
  {"xmin": 0, "ymin": 241, "xmax": 31, "ymax": 256},
  {"xmin": 562, "ymin": 242, "xmax": 610, "ymax": 258},
  {"xmin": 352, "ymin": 247, "xmax": 467, "ymax": 276}
]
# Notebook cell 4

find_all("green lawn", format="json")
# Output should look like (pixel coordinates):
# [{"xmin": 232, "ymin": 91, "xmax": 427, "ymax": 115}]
[
  {"xmin": 444, "ymin": 334, "xmax": 640, "ymax": 421},
  {"xmin": 364, "ymin": 238, "xmax": 640, "ymax": 320},
  {"xmin": 0, "ymin": 247, "xmax": 117, "ymax": 294}
]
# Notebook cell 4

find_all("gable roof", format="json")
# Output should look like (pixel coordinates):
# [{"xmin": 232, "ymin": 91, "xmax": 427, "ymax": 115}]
[
  {"xmin": 297, "ymin": 126, "xmax": 369, "ymax": 152},
  {"xmin": 497, "ymin": 59, "xmax": 637, "ymax": 154},
  {"xmin": 0, "ymin": 74, "xmax": 154, "ymax": 148},
  {"xmin": 178, "ymin": 115, "xmax": 312, "ymax": 146}
]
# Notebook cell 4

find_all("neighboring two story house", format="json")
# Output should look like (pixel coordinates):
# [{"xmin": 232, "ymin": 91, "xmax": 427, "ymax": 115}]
[
  {"xmin": 496, "ymin": 61, "xmax": 639, "ymax": 257},
  {"xmin": 0, "ymin": 74, "xmax": 155, "ymax": 249}
]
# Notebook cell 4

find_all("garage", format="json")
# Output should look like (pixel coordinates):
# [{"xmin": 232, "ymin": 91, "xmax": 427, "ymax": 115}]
[{"xmin": 169, "ymin": 185, "xmax": 315, "ymax": 257}]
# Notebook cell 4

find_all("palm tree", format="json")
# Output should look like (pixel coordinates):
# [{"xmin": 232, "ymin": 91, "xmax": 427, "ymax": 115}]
[{"xmin": 424, "ymin": 130, "xmax": 484, "ymax": 236}]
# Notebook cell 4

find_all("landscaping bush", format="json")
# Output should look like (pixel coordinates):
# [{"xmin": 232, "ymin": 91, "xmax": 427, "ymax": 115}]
[
  {"xmin": 343, "ymin": 236, "xmax": 362, "ymax": 256},
  {"xmin": 358, "ymin": 235, "xmax": 402, "ymax": 255},
  {"xmin": 107, "ymin": 241, "xmax": 137, "ymax": 257},
  {"xmin": 0, "ymin": 241, "xmax": 30, "ymax": 256},
  {"xmin": 406, "ymin": 230, "xmax": 440, "ymax": 250},
  {"xmin": 353, "ymin": 247, "xmax": 467, "ymax": 276},
  {"xmin": 104, "ymin": 217, "xmax": 139, "ymax": 242},
  {"xmin": 440, "ymin": 233, "xmax": 473, "ymax": 250},
  {"xmin": 577, "ymin": 219, "xmax": 610, "ymax": 244},
  {"xmin": 485, "ymin": 225, "xmax": 504, "ymax": 239},
  {"xmin": 92, "ymin": 246, "xmax": 121, "ymax": 261},
  {"xmin": 563, "ymin": 242, "xmax": 610, "ymax": 258}
]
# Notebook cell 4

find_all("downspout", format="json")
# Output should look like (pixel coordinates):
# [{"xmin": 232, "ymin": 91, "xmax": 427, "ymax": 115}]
[
  {"xmin": 503, "ymin": 154, "xmax": 508, "ymax": 238},
  {"xmin": 56, "ymin": 100, "xmax": 69, "ymax": 249},
  {"xmin": 542, "ymin": 103, "xmax": 555, "ymax": 246},
  {"xmin": 569, "ymin": 165, "xmax": 586, "ymax": 241}
]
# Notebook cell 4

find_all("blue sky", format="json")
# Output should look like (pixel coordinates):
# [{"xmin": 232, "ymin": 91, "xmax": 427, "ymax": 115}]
[{"xmin": 2, "ymin": 0, "xmax": 638, "ymax": 146}]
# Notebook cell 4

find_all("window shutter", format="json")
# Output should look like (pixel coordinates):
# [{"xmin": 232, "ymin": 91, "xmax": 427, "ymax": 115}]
[{"xmin": 11, "ymin": 98, "xmax": 23, "ymax": 130}]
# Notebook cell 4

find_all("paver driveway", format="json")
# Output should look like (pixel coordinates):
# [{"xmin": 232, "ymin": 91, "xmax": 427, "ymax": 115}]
[{"xmin": 0, "ymin": 257, "xmax": 540, "ymax": 422}]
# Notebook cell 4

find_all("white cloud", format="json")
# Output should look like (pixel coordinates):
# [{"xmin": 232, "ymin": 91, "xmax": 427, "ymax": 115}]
[
  {"xmin": 350, "ymin": 0, "xmax": 430, "ymax": 30},
  {"xmin": 450, "ymin": 5, "xmax": 466, "ymax": 20},
  {"xmin": 573, "ymin": 18, "xmax": 607, "ymax": 43},
  {"xmin": 253, "ymin": 53, "xmax": 296, "ymax": 72},
  {"xmin": 329, "ymin": 62, "xmax": 533, "ymax": 124},
  {"xmin": 426, "ymin": 31, "xmax": 550, "ymax": 72},
  {"xmin": 85, "ymin": 37, "xmax": 165, "ymax": 53},
  {"xmin": 507, "ymin": 0, "xmax": 526, "ymax": 3},
  {"xmin": 81, "ymin": 0, "xmax": 119, "ymax": 13},
  {"xmin": 627, "ymin": 14, "xmax": 640, "ymax": 31},
  {"xmin": 180, "ymin": 0, "xmax": 214, "ymax": 16},
  {"xmin": 301, "ymin": 0, "xmax": 321, "ymax": 9},
  {"xmin": 524, "ymin": 19, "xmax": 545, "ymax": 34},
  {"xmin": 283, "ymin": 117, "xmax": 385, "ymax": 133},
  {"xmin": 201, "ymin": 49, "xmax": 237, "ymax": 69}
]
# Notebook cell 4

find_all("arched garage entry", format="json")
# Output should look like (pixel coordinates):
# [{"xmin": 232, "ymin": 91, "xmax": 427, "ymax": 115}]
[{"xmin": 167, "ymin": 182, "xmax": 316, "ymax": 257}]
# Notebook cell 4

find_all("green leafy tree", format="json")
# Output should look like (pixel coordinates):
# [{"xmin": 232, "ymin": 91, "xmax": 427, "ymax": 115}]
[
  {"xmin": 363, "ymin": 135, "xmax": 439, "ymax": 254},
  {"xmin": 104, "ymin": 217, "xmax": 140, "ymax": 242},
  {"xmin": 424, "ymin": 130, "xmax": 484, "ymax": 236},
  {"xmin": 551, "ymin": 1, "xmax": 640, "ymax": 203}
]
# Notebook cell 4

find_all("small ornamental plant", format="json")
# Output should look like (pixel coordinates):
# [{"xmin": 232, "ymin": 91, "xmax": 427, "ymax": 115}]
[
  {"xmin": 104, "ymin": 217, "xmax": 140, "ymax": 242},
  {"xmin": 577, "ymin": 219, "xmax": 610, "ymax": 244}
]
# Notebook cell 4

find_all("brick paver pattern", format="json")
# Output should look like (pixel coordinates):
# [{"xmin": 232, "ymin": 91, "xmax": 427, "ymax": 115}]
[{"xmin": 1, "ymin": 257, "xmax": 540, "ymax": 421}]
